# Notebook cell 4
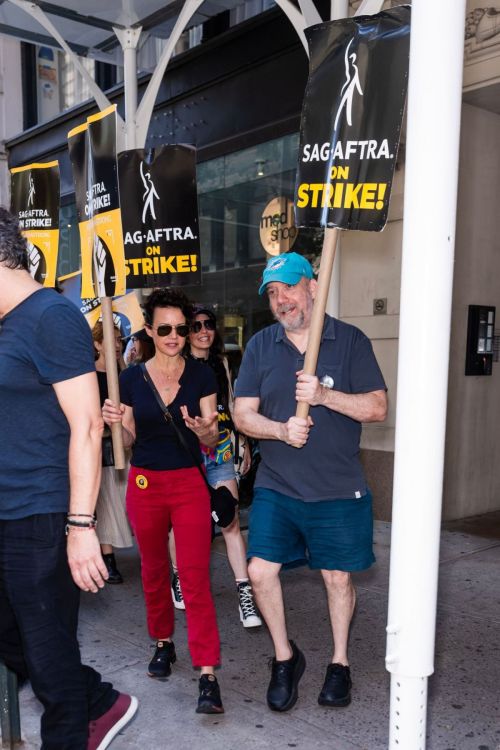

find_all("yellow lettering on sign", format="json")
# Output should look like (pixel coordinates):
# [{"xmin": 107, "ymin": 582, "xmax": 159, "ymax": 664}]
[
  {"xmin": 332, "ymin": 183, "xmax": 344, "ymax": 209},
  {"xmin": 343, "ymin": 183, "xmax": 363, "ymax": 209},
  {"xmin": 330, "ymin": 165, "xmax": 349, "ymax": 180},
  {"xmin": 160, "ymin": 256, "xmax": 176, "ymax": 273},
  {"xmin": 359, "ymin": 183, "xmax": 377, "ymax": 209},
  {"xmin": 125, "ymin": 255, "xmax": 201, "ymax": 276},
  {"xmin": 177, "ymin": 255, "xmax": 190, "ymax": 272},
  {"xmin": 296, "ymin": 182, "xmax": 388, "ymax": 211},
  {"xmin": 296, "ymin": 183, "xmax": 310, "ymax": 208}
]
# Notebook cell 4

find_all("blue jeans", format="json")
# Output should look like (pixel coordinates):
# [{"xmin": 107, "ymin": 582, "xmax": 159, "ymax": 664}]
[{"xmin": 0, "ymin": 513, "xmax": 117, "ymax": 750}]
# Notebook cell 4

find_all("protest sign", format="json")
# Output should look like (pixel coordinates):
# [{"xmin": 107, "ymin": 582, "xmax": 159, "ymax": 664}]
[
  {"xmin": 294, "ymin": 7, "xmax": 411, "ymax": 419},
  {"xmin": 68, "ymin": 104, "xmax": 126, "ymax": 468},
  {"xmin": 68, "ymin": 105, "xmax": 126, "ymax": 298},
  {"xmin": 295, "ymin": 6, "xmax": 411, "ymax": 232},
  {"xmin": 118, "ymin": 145, "xmax": 201, "ymax": 288},
  {"xmin": 10, "ymin": 161, "xmax": 60, "ymax": 286}
]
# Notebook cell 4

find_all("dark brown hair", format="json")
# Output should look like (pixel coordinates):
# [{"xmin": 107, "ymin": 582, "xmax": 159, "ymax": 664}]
[
  {"xmin": 0, "ymin": 207, "xmax": 29, "ymax": 271},
  {"xmin": 143, "ymin": 288, "xmax": 192, "ymax": 325}
]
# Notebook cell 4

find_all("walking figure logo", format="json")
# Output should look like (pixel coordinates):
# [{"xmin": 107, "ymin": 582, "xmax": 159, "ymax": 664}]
[
  {"xmin": 140, "ymin": 161, "xmax": 160, "ymax": 224},
  {"xmin": 333, "ymin": 38, "xmax": 363, "ymax": 131},
  {"xmin": 28, "ymin": 174, "xmax": 35, "ymax": 207}
]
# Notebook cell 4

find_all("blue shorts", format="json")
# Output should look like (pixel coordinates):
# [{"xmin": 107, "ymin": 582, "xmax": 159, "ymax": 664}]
[
  {"xmin": 206, "ymin": 460, "xmax": 236, "ymax": 487},
  {"xmin": 247, "ymin": 487, "xmax": 375, "ymax": 572}
]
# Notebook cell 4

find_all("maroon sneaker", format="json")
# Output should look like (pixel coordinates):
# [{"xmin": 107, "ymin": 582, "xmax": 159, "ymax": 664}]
[{"xmin": 88, "ymin": 693, "xmax": 138, "ymax": 750}]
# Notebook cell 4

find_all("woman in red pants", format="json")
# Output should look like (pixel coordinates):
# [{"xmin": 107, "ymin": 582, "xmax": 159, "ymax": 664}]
[{"xmin": 102, "ymin": 288, "xmax": 223, "ymax": 714}]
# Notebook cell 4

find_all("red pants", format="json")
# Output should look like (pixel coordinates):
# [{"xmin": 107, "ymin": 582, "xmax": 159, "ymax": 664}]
[{"xmin": 126, "ymin": 465, "xmax": 220, "ymax": 668}]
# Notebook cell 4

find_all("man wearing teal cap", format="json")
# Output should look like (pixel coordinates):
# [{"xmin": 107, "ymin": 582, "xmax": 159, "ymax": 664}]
[
  {"xmin": 257, "ymin": 252, "xmax": 314, "ymax": 295},
  {"xmin": 234, "ymin": 251, "xmax": 387, "ymax": 713}
]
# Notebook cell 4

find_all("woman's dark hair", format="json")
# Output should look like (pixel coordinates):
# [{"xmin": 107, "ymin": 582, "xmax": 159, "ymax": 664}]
[
  {"xmin": 0, "ymin": 207, "xmax": 29, "ymax": 271},
  {"xmin": 187, "ymin": 308, "xmax": 231, "ymax": 417},
  {"xmin": 133, "ymin": 337, "xmax": 155, "ymax": 364},
  {"xmin": 209, "ymin": 329, "xmax": 225, "ymax": 358},
  {"xmin": 143, "ymin": 288, "xmax": 192, "ymax": 325}
]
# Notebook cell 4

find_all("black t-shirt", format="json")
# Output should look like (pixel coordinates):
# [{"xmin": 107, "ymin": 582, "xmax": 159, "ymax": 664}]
[
  {"xmin": 119, "ymin": 357, "xmax": 217, "ymax": 470},
  {"xmin": 97, "ymin": 367, "xmax": 121, "ymax": 407},
  {"xmin": 97, "ymin": 370, "xmax": 108, "ymax": 406},
  {"xmin": 188, "ymin": 353, "xmax": 234, "ymax": 466}
]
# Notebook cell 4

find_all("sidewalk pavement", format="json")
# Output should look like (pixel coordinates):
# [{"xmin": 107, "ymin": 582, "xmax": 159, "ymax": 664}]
[{"xmin": 16, "ymin": 519, "xmax": 500, "ymax": 750}]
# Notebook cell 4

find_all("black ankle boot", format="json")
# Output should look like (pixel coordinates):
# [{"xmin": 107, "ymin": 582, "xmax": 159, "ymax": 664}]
[{"xmin": 102, "ymin": 553, "xmax": 123, "ymax": 584}]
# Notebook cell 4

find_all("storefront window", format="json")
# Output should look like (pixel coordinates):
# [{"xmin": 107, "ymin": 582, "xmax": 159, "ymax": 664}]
[
  {"xmin": 182, "ymin": 132, "xmax": 322, "ymax": 353},
  {"xmin": 55, "ymin": 133, "xmax": 322, "ymax": 358}
]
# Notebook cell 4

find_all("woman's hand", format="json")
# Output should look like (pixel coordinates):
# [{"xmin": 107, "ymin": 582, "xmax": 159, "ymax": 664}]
[
  {"xmin": 181, "ymin": 406, "xmax": 218, "ymax": 446},
  {"xmin": 102, "ymin": 398, "xmax": 125, "ymax": 426}
]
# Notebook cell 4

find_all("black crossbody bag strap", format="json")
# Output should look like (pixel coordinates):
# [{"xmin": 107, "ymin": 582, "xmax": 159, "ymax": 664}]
[{"xmin": 140, "ymin": 363, "xmax": 211, "ymax": 493}]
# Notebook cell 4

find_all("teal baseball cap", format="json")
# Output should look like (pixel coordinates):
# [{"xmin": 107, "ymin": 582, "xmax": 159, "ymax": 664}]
[{"xmin": 258, "ymin": 252, "xmax": 314, "ymax": 295}]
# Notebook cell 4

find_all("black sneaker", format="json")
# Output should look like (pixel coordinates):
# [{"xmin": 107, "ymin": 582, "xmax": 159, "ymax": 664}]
[
  {"xmin": 318, "ymin": 663, "xmax": 352, "ymax": 707},
  {"xmin": 237, "ymin": 581, "xmax": 262, "ymax": 628},
  {"xmin": 171, "ymin": 571, "xmax": 185, "ymax": 610},
  {"xmin": 147, "ymin": 640, "xmax": 176, "ymax": 680},
  {"xmin": 102, "ymin": 553, "xmax": 123, "ymax": 585},
  {"xmin": 196, "ymin": 674, "xmax": 224, "ymax": 714},
  {"xmin": 267, "ymin": 641, "xmax": 306, "ymax": 712}
]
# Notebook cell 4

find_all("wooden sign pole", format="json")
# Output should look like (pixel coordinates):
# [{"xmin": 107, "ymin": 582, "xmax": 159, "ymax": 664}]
[
  {"xmin": 100, "ymin": 296, "xmax": 126, "ymax": 469},
  {"xmin": 295, "ymin": 226, "xmax": 339, "ymax": 419}
]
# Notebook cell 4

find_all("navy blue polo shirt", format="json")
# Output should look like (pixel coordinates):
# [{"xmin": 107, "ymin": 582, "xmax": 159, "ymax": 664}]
[
  {"xmin": 235, "ymin": 315, "xmax": 386, "ymax": 501},
  {"xmin": 0, "ymin": 288, "xmax": 96, "ymax": 519}
]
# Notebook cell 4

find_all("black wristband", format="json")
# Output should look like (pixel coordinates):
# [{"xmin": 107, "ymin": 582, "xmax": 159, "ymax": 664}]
[{"xmin": 65, "ymin": 518, "xmax": 97, "ymax": 529}]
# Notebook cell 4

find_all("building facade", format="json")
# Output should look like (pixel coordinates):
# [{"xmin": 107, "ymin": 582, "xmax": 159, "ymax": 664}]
[{"xmin": 2, "ymin": 1, "xmax": 500, "ymax": 522}]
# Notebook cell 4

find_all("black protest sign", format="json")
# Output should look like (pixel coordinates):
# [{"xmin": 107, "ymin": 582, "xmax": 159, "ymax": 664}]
[
  {"xmin": 10, "ymin": 161, "xmax": 60, "ymax": 286},
  {"xmin": 68, "ymin": 105, "xmax": 126, "ymax": 298},
  {"xmin": 295, "ymin": 6, "xmax": 411, "ymax": 232},
  {"xmin": 118, "ymin": 146, "xmax": 201, "ymax": 288}
]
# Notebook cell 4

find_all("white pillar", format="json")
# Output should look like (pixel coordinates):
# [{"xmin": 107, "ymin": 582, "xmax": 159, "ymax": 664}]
[
  {"xmin": 330, "ymin": 0, "xmax": 348, "ymax": 23},
  {"xmin": 386, "ymin": 1, "xmax": 466, "ymax": 748},
  {"xmin": 114, "ymin": 27, "xmax": 142, "ymax": 150}
]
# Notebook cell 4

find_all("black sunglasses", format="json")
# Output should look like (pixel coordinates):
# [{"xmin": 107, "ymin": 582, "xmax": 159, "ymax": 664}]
[
  {"xmin": 191, "ymin": 319, "xmax": 216, "ymax": 333},
  {"xmin": 150, "ymin": 324, "xmax": 190, "ymax": 337}
]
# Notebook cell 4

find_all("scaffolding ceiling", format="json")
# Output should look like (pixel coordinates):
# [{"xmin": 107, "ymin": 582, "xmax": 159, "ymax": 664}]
[{"xmin": 0, "ymin": 0, "xmax": 243, "ymax": 62}]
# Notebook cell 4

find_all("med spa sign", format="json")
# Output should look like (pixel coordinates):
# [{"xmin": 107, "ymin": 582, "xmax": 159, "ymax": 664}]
[{"xmin": 259, "ymin": 197, "xmax": 297, "ymax": 256}]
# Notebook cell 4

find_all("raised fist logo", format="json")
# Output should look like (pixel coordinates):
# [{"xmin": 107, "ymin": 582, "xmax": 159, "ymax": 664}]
[
  {"xmin": 92, "ymin": 234, "xmax": 116, "ymax": 298},
  {"xmin": 27, "ymin": 241, "xmax": 46, "ymax": 283},
  {"xmin": 93, "ymin": 234, "xmax": 107, "ymax": 297}
]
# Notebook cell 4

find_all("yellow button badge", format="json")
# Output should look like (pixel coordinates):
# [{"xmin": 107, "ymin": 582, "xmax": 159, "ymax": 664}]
[{"xmin": 136, "ymin": 474, "xmax": 148, "ymax": 490}]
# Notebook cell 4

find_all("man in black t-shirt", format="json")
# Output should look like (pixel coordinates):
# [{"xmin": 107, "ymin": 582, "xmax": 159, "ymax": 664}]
[{"xmin": 0, "ymin": 208, "xmax": 137, "ymax": 750}]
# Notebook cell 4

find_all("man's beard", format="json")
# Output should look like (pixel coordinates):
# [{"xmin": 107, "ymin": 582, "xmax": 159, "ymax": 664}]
[
  {"xmin": 273, "ymin": 308, "xmax": 305, "ymax": 331},
  {"xmin": 273, "ymin": 299, "xmax": 312, "ymax": 332}
]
